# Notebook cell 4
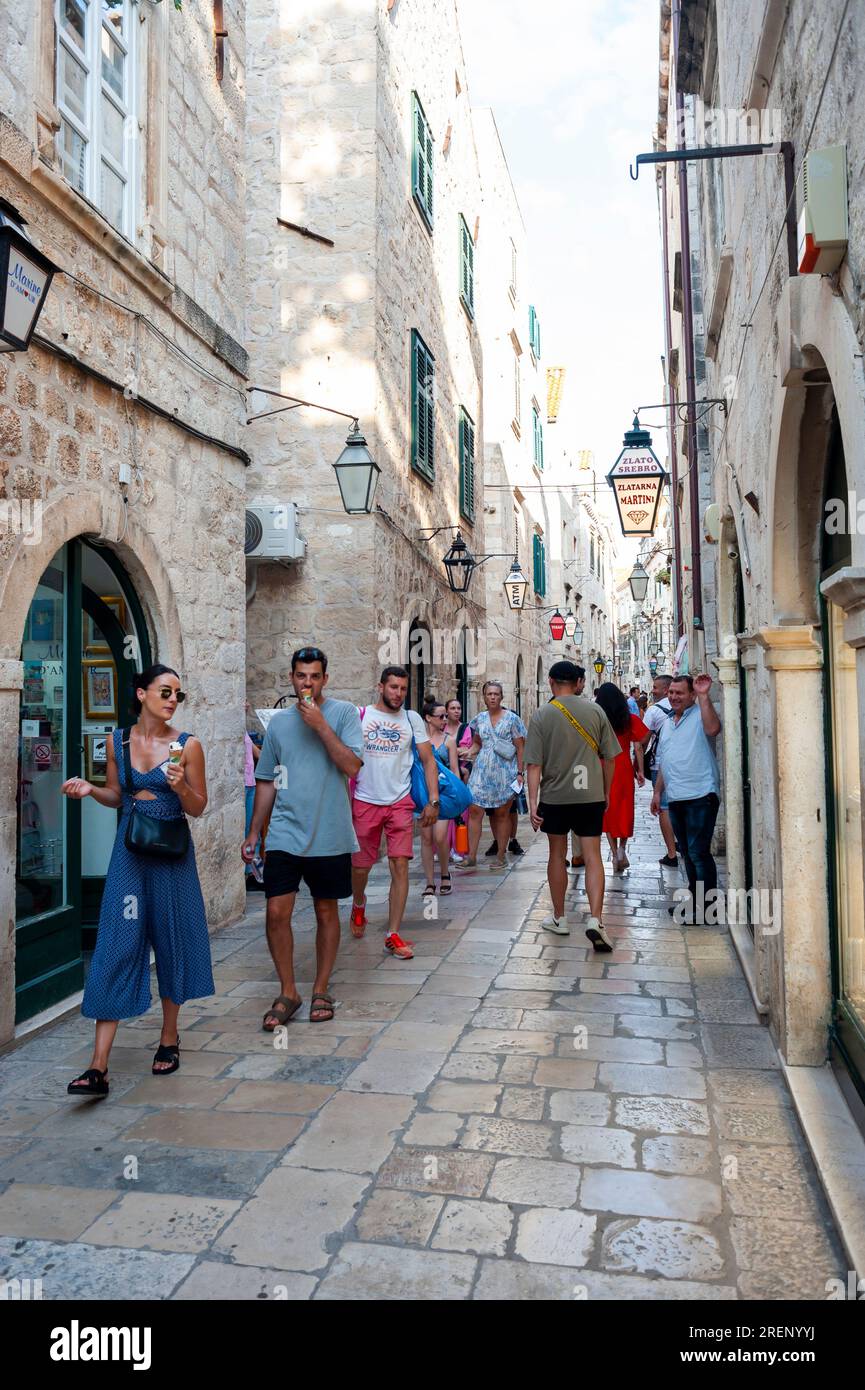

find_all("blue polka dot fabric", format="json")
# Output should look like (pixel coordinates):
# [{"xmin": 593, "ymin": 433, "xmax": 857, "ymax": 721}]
[{"xmin": 81, "ymin": 730, "xmax": 215, "ymax": 1020}]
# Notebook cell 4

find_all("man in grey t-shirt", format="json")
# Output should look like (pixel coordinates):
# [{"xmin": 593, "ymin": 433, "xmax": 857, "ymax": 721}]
[
  {"xmin": 525, "ymin": 660, "xmax": 620, "ymax": 950},
  {"xmin": 243, "ymin": 647, "xmax": 363, "ymax": 1027}
]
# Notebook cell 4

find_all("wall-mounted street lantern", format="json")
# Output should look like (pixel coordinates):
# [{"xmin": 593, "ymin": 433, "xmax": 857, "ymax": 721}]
[
  {"xmin": 549, "ymin": 610, "xmax": 566, "ymax": 641},
  {"xmin": 333, "ymin": 426, "xmax": 381, "ymax": 515},
  {"xmin": 628, "ymin": 560, "xmax": 650, "ymax": 604},
  {"xmin": 504, "ymin": 559, "xmax": 529, "ymax": 610},
  {"xmin": 247, "ymin": 387, "xmax": 380, "ymax": 516},
  {"xmin": 593, "ymin": 658, "xmax": 605, "ymax": 677},
  {"xmin": 649, "ymin": 640, "xmax": 659, "ymax": 657},
  {"xmin": 442, "ymin": 530, "xmax": 477, "ymax": 594},
  {"xmin": 607, "ymin": 417, "xmax": 667, "ymax": 538},
  {"xmin": 0, "ymin": 199, "xmax": 58, "ymax": 353},
  {"xmin": 564, "ymin": 611, "xmax": 580, "ymax": 640},
  {"xmin": 649, "ymin": 657, "xmax": 658, "ymax": 674},
  {"xmin": 656, "ymin": 650, "xmax": 666, "ymax": 666}
]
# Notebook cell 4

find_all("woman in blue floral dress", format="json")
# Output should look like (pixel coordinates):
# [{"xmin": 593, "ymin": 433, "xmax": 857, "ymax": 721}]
[
  {"xmin": 61, "ymin": 664, "xmax": 213, "ymax": 1098},
  {"xmin": 464, "ymin": 681, "xmax": 527, "ymax": 868}
]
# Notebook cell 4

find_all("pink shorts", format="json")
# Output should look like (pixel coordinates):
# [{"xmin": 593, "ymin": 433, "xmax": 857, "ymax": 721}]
[{"xmin": 352, "ymin": 795, "xmax": 415, "ymax": 868}]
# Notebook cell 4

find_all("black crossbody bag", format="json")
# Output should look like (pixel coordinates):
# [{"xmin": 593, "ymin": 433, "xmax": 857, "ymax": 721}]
[
  {"xmin": 122, "ymin": 729, "xmax": 190, "ymax": 859},
  {"xmin": 644, "ymin": 703, "xmax": 673, "ymax": 775}
]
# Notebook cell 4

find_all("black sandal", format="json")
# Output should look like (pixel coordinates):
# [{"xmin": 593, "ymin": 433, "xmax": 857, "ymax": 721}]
[
  {"xmin": 152, "ymin": 1036, "xmax": 180, "ymax": 1075},
  {"xmin": 67, "ymin": 1068, "xmax": 109, "ymax": 1097},
  {"xmin": 439, "ymin": 874, "xmax": 453, "ymax": 895}
]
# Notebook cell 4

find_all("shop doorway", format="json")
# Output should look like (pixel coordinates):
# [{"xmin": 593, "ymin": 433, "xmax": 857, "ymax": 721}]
[
  {"xmin": 820, "ymin": 408, "xmax": 865, "ymax": 1101},
  {"xmin": 16, "ymin": 538, "xmax": 151, "ymax": 1023}
]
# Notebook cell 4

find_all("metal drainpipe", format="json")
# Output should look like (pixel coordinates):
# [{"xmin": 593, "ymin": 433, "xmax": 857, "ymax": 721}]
[
  {"xmin": 671, "ymin": 0, "xmax": 704, "ymax": 646},
  {"xmin": 659, "ymin": 165, "xmax": 685, "ymax": 639}
]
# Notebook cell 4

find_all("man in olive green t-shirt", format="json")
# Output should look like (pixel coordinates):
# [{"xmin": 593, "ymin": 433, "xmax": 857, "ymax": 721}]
[{"xmin": 525, "ymin": 661, "xmax": 621, "ymax": 950}]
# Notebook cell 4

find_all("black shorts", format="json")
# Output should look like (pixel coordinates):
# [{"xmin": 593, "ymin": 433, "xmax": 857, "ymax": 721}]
[
  {"xmin": 263, "ymin": 850, "xmax": 353, "ymax": 901},
  {"xmin": 537, "ymin": 800, "xmax": 606, "ymax": 838}
]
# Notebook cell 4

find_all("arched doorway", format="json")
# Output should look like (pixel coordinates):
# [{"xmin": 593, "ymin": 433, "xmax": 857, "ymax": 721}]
[
  {"xmin": 406, "ymin": 619, "xmax": 429, "ymax": 714},
  {"xmin": 820, "ymin": 407, "xmax": 865, "ymax": 1099},
  {"xmin": 16, "ymin": 538, "xmax": 151, "ymax": 1022}
]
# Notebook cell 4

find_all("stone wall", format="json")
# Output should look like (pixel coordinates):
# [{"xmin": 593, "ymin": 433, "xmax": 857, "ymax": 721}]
[
  {"xmin": 0, "ymin": 0, "xmax": 249, "ymax": 1041},
  {"xmin": 245, "ymin": 0, "xmax": 488, "ymax": 712}
]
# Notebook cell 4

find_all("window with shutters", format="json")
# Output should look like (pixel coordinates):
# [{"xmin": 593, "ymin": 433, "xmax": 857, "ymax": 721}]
[
  {"xmin": 410, "ymin": 330, "xmax": 435, "ymax": 481},
  {"xmin": 459, "ymin": 215, "xmax": 474, "ymax": 318},
  {"xmin": 411, "ymin": 92, "xmax": 434, "ymax": 231},
  {"xmin": 532, "ymin": 533, "xmax": 546, "ymax": 597},
  {"xmin": 55, "ymin": 0, "xmax": 137, "ymax": 238},
  {"xmin": 509, "ymin": 240, "xmax": 517, "ymax": 303},
  {"xmin": 459, "ymin": 407, "xmax": 475, "ymax": 523},
  {"xmin": 528, "ymin": 304, "xmax": 541, "ymax": 359},
  {"xmin": 532, "ymin": 406, "xmax": 544, "ymax": 471},
  {"xmin": 589, "ymin": 532, "xmax": 596, "ymax": 575},
  {"xmin": 513, "ymin": 353, "xmax": 521, "ymax": 434}
]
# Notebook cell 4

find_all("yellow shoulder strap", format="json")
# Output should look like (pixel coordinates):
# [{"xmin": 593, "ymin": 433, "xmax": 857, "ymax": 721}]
[{"xmin": 550, "ymin": 699, "xmax": 599, "ymax": 755}]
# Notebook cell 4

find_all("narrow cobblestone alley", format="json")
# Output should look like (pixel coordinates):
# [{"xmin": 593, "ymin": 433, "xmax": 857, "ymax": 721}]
[{"xmin": 0, "ymin": 791, "xmax": 847, "ymax": 1300}]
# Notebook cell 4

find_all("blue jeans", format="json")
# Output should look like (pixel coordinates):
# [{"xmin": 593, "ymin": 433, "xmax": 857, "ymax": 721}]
[{"xmin": 667, "ymin": 793, "xmax": 719, "ymax": 912}]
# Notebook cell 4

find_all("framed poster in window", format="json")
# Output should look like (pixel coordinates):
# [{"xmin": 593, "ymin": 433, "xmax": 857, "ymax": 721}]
[
  {"xmin": 83, "ymin": 661, "xmax": 117, "ymax": 719},
  {"xmin": 85, "ymin": 734, "xmax": 109, "ymax": 786},
  {"xmin": 85, "ymin": 595, "xmax": 126, "ymax": 653}
]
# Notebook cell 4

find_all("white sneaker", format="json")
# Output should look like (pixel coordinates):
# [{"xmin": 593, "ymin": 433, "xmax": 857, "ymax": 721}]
[
  {"xmin": 585, "ymin": 917, "xmax": 613, "ymax": 952},
  {"xmin": 542, "ymin": 914, "xmax": 570, "ymax": 936}
]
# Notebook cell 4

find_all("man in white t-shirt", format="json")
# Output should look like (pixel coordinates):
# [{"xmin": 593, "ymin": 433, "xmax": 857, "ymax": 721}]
[
  {"xmin": 643, "ymin": 673, "xmax": 677, "ymax": 866},
  {"xmin": 350, "ymin": 665, "xmax": 440, "ymax": 960}
]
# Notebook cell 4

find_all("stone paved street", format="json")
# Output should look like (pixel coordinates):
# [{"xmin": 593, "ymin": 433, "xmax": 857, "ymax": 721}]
[{"xmin": 0, "ymin": 791, "xmax": 847, "ymax": 1300}]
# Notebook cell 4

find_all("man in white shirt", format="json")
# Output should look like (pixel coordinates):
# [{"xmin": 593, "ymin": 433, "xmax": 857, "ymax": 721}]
[
  {"xmin": 642, "ymin": 674, "xmax": 678, "ymax": 866},
  {"xmin": 650, "ymin": 673, "xmax": 722, "ymax": 924},
  {"xmin": 350, "ymin": 666, "xmax": 440, "ymax": 960}
]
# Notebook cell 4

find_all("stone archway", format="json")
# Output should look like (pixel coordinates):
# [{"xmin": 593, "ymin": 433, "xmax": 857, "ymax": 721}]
[
  {"xmin": 758, "ymin": 277, "xmax": 865, "ymax": 1065},
  {"xmin": 0, "ymin": 488, "xmax": 186, "ymax": 1042}
]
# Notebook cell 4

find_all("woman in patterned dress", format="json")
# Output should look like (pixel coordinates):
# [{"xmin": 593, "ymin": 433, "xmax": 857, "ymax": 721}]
[
  {"xmin": 463, "ymin": 681, "xmax": 527, "ymax": 869},
  {"xmin": 61, "ymin": 665, "xmax": 213, "ymax": 1097}
]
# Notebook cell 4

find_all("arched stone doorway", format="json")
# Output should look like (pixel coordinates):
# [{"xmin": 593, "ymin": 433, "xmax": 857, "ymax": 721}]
[
  {"xmin": 763, "ymin": 277, "xmax": 865, "ymax": 1086},
  {"xmin": 0, "ymin": 495, "xmax": 183, "ymax": 1033}
]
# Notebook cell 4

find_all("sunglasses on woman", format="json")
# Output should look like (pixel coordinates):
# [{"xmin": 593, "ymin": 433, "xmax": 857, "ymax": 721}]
[{"xmin": 155, "ymin": 686, "xmax": 186, "ymax": 703}]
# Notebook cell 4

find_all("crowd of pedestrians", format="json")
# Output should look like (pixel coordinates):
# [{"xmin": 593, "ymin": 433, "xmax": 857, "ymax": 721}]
[{"xmin": 60, "ymin": 647, "xmax": 723, "ymax": 1097}]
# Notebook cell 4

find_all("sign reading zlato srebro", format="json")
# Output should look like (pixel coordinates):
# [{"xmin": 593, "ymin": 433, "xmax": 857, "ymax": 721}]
[{"xmin": 607, "ymin": 442, "xmax": 666, "ymax": 537}]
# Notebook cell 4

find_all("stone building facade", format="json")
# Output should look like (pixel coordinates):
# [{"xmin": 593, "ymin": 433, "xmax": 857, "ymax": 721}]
[
  {"xmin": 0, "ymin": 0, "xmax": 249, "ymax": 1040},
  {"xmin": 472, "ymin": 107, "xmax": 560, "ymax": 719},
  {"xmin": 658, "ymin": 0, "xmax": 865, "ymax": 1239},
  {"xmin": 245, "ymin": 0, "xmax": 486, "ymax": 716}
]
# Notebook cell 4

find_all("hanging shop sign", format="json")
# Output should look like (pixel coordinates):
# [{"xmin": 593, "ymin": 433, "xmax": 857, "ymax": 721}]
[{"xmin": 607, "ymin": 416, "xmax": 667, "ymax": 538}]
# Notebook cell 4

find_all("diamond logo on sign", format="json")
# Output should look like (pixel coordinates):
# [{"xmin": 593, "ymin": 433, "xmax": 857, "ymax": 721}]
[{"xmin": 606, "ymin": 417, "xmax": 667, "ymax": 538}]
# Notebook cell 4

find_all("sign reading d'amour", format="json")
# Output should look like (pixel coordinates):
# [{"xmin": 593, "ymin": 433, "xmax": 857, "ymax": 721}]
[{"xmin": 606, "ymin": 418, "xmax": 667, "ymax": 537}]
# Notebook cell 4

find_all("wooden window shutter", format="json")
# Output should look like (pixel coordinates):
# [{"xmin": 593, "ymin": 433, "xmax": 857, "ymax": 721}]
[
  {"xmin": 411, "ymin": 330, "xmax": 435, "ymax": 480},
  {"xmin": 459, "ymin": 216, "xmax": 474, "ymax": 317},
  {"xmin": 459, "ymin": 407, "xmax": 475, "ymax": 522},
  {"xmin": 412, "ymin": 93, "xmax": 433, "ymax": 229}
]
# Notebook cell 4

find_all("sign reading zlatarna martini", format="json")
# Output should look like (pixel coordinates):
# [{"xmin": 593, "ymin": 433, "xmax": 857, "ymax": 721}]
[{"xmin": 607, "ymin": 417, "xmax": 667, "ymax": 537}]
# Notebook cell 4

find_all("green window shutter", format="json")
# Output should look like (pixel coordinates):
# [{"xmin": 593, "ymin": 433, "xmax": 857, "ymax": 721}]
[
  {"xmin": 459, "ymin": 216, "xmax": 474, "ymax": 317},
  {"xmin": 529, "ymin": 305, "xmax": 536, "ymax": 352},
  {"xmin": 532, "ymin": 407, "xmax": 539, "ymax": 467},
  {"xmin": 532, "ymin": 533, "xmax": 541, "ymax": 592},
  {"xmin": 538, "ymin": 420, "xmax": 544, "ymax": 470},
  {"xmin": 411, "ymin": 330, "xmax": 435, "ymax": 480},
  {"xmin": 540, "ymin": 539, "xmax": 547, "ymax": 596},
  {"xmin": 534, "ymin": 316, "xmax": 541, "ymax": 359},
  {"xmin": 412, "ymin": 93, "xmax": 433, "ymax": 230},
  {"xmin": 459, "ymin": 407, "xmax": 475, "ymax": 522}
]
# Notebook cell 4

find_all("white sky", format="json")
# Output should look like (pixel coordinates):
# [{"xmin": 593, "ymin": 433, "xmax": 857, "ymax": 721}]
[{"xmin": 460, "ymin": 0, "xmax": 665, "ymax": 473}]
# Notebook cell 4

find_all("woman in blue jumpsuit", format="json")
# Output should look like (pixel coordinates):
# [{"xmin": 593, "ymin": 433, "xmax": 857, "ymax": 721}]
[{"xmin": 61, "ymin": 664, "xmax": 213, "ymax": 1096}]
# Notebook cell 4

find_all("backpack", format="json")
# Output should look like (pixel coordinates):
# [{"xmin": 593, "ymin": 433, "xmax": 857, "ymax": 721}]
[{"xmin": 644, "ymin": 701, "xmax": 673, "ymax": 775}]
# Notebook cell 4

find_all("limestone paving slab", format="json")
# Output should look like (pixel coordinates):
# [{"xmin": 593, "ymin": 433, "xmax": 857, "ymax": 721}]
[
  {"xmin": 473, "ymin": 1259, "xmax": 736, "ymax": 1301},
  {"xmin": 315, "ymin": 1241, "xmax": 476, "ymax": 1300},
  {"xmin": 641, "ymin": 1136, "xmax": 714, "ymax": 1176},
  {"xmin": 487, "ymin": 1156, "xmax": 581, "ymax": 1208},
  {"xmin": 0, "ymin": 1183, "xmax": 116, "ymax": 1242},
  {"xmin": 123, "ymin": 1108, "xmax": 306, "ymax": 1152},
  {"xmin": 377, "ymin": 1148, "xmax": 495, "ymax": 1198},
  {"xmin": 559, "ymin": 1125, "xmax": 637, "ymax": 1168},
  {"xmin": 0, "ymin": 1236, "xmax": 194, "ymax": 1301},
  {"xmin": 427, "ymin": 1081, "xmax": 502, "ymax": 1113},
  {"xmin": 356, "ymin": 1188, "xmax": 444, "ymax": 1246},
  {"xmin": 515, "ymin": 1208, "xmax": 596, "ymax": 1266},
  {"xmin": 214, "ymin": 1167, "xmax": 370, "ymax": 1273},
  {"xmin": 281, "ymin": 1092, "xmax": 414, "ymax": 1174},
  {"xmin": 601, "ymin": 1217, "xmax": 725, "ymax": 1281},
  {"xmin": 172, "ymin": 1263, "xmax": 318, "ymax": 1300},
  {"xmin": 431, "ymin": 1198, "xmax": 513, "ymax": 1256},
  {"xmin": 343, "ymin": 1047, "xmax": 447, "ymax": 1095},
  {"xmin": 461, "ymin": 1116, "xmax": 553, "ymax": 1159},
  {"xmin": 581, "ymin": 1168, "xmax": 723, "ymax": 1222},
  {"xmin": 81, "ymin": 1192, "xmax": 240, "ymax": 1253},
  {"xmin": 614, "ymin": 1097, "xmax": 711, "ymax": 1136}
]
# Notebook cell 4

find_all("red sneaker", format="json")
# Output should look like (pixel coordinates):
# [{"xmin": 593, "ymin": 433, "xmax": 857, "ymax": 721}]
[
  {"xmin": 350, "ymin": 900, "xmax": 367, "ymax": 938},
  {"xmin": 385, "ymin": 932, "xmax": 414, "ymax": 960}
]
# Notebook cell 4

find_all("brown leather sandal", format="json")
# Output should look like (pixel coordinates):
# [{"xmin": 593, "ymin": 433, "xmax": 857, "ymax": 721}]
[
  {"xmin": 309, "ymin": 993, "xmax": 335, "ymax": 1023},
  {"xmin": 262, "ymin": 995, "xmax": 303, "ymax": 1031}
]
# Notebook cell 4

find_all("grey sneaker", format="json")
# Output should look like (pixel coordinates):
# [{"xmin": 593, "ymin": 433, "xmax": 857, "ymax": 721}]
[
  {"xmin": 585, "ymin": 917, "xmax": 613, "ymax": 952},
  {"xmin": 542, "ymin": 915, "xmax": 570, "ymax": 936}
]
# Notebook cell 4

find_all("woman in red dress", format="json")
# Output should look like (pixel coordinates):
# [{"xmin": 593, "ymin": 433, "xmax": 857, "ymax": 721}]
[{"xmin": 594, "ymin": 683, "xmax": 648, "ymax": 872}]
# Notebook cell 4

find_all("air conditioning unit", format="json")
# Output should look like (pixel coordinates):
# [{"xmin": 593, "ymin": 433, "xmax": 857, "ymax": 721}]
[
  {"xmin": 798, "ymin": 145, "xmax": 848, "ymax": 274},
  {"xmin": 244, "ymin": 501, "xmax": 305, "ymax": 560}
]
